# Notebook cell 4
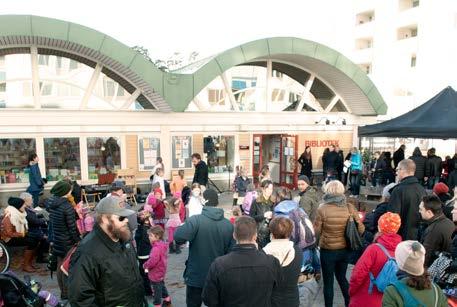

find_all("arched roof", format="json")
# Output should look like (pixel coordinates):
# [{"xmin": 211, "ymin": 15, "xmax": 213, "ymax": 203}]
[{"xmin": 0, "ymin": 15, "xmax": 387, "ymax": 115}]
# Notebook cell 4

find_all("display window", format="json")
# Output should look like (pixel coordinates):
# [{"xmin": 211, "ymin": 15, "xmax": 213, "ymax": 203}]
[
  {"xmin": 205, "ymin": 135, "xmax": 235, "ymax": 173},
  {"xmin": 87, "ymin": 137, "xmax": 121, "ymax": 179},
  {"xmin": 44, "ymin": 138, "xmax": 81, "ymax": 181},
  {"xmin": 0, "ymin": 138, "xmax": 36, "ymax": 183},
  {"xmin": 138, "ymin": 137, "xmax": 161, "ymax": 171}
]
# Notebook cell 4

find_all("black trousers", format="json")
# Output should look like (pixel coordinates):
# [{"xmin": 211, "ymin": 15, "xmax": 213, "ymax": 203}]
[
  {"xmin": 151, "ymin": 281, "xmax": 169, "ymax": 305},
  {"xmin": 186, "ymin": 285, "xmax": 203, "ymax": 307},
  {"xmin": 320, "ymin": 248, "xmax": 350, "ymax": 307},
  {"xmin": 138, "ymin": 259, "xmax": 152, "ymax": 296}
]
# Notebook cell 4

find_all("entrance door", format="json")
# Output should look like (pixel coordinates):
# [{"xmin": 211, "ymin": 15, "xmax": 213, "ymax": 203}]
[
  {"xmin": 280, "ymin": 135, "xmax": 298, "ymax": 189},
  {"xmin": 252, "ymin": 134, "xmax": 263, "ymax": 186}
]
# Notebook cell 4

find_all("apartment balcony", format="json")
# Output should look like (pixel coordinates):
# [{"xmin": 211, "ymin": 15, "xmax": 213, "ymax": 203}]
[
  {"xmin": 352, "ymin": 48, "xmax": 374, "ymax": 64},
  {"xmin": 397, "ymin": 6, "xmax": 420, "ymax": 28},
  {"xmin": 354, "ymin": 21, "xmax": 375, "ymax": 39}
]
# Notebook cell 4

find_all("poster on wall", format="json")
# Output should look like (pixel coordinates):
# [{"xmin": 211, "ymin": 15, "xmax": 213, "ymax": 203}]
[
  {"xmin": 172, "ymin": 136, "xmax": 193, "ymax": 169},
  {"xmin": 138, "ymin": 137, "xmax": 160, "ymax": 171}
]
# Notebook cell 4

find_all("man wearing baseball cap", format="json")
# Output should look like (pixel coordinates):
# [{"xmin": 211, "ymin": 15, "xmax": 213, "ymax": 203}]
[{"xmin": 68, "ymin": 197, "xmax": 146, "ymax": 306}]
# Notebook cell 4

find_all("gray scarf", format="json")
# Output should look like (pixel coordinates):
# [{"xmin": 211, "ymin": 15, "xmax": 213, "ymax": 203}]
[{"xmin": 322, "ymin": 194, "xmax": 346, "ymax": 207}]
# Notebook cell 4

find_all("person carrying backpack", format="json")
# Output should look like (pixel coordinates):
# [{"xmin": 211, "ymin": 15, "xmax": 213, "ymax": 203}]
[
  {"xmin": 382, "ymin": 241, "xmax": 447, "ymax": 307},
  {"xmin": 349, "ymin": 212, "xmax": 402, "ymax": 307}
]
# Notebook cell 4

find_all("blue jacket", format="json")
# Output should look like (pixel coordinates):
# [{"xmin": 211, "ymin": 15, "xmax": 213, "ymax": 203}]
[
  {"xmin": 27, "ymin": 163, "xmax": 44, "ymax": 193},
  {"xmin": 350, "ymin": 153, "xmax": 363, "ymax": 172},
  {"xmin": 274, "ymin": 200, "xmax": 299, "ymax": 217}
]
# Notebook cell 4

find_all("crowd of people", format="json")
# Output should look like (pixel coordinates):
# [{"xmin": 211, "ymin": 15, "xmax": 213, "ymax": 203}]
[{"xmin": 2, "ymin": 146, "xmax": 457, "ymax": 306}]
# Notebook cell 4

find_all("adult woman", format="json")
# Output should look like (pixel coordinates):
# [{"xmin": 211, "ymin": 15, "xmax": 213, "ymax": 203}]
[
  {"xmin": 264, "ymin": 217, "xmax": 302, "ymax": 307},
  {"xmin": 382, "ymin": 241, "xmax": 447, "ymax": 306},
  {"xmin": 298, "ymin": 146, "xmax": 313, "ymax": 178},
  {"xmin": 322, "ymin": 147, "xmax": 330, "ymax": 178},
  {"xmin": 26, "ymin": 153, "xmax": 45, "ymax": 207},
  {"xmin": 349, "ymin": 212, "xmax": 402, "ymax": 307},
  {"xmin": 0, "ymin": 197, "xmax": 38, "ymax": 272},
  {"xmin": 250, "ymin": 180, "xmax": 274, "ymax": 248},
  {"xmin": 349, "ymin": 147, "xmax": 363, "ymax": 197},
  {"xmin": 314, "ymin": 180, "xmax": 364, "ymax": 307}
]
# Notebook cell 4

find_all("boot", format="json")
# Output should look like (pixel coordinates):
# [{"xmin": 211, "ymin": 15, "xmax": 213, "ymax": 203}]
[
  {"xmin": 174, "ymin": 242, "xmax": 181, "ymax": 254},
  {"xmin": 23, "ymin": 249, "xmax": 37, "ymax": 273},
  {"xmin": 169, "ymin": 242, "xmax": 175, "ymax": 254}
]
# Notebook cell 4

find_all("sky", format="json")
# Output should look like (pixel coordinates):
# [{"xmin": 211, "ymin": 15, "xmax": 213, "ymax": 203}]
[{"xmin": 1, "ymin": 0, "xmax": 354, "ymax": 61}]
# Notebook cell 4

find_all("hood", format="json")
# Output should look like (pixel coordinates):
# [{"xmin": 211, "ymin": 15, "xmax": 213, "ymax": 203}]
[
  {"xmin": 376, "ymin": 233, "xmax": 402, "ymax": 251},
  {"xmin": 274, "ymin": 200, "xmax": 298, "ymax": 216},
  {"xmin": 152, "ymin": 240, "xmax": 169, "ymax": 253},
  {"xmin": 47, "ymin": 195, "xmax": 68, "ymax": 210},
  {"xmin": 412, "ymin": 147, "xmax": 423, "ymax": 157},
  {"xmin": 201, "ymin": 206, "xmax": 224, "ymax": 221}
]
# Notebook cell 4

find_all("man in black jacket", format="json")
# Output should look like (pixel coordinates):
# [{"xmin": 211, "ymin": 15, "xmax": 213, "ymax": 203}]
[
  {"xmin": 409, "ymin": 147, "xmax": 426, "ymax": 184},
  {"xmin": 393, "ymin": 145, "xmax": 406, "ymax": 169},
  {"xmin": 174, "ymin": 189, "xmax": 234, "ymax": 307},
  {"xmin": 425, "ymin": 147, "xmax": 443, "ymax": 189},
  {"xmin": 324, "ymin": 145, "xmax": 340, "ymax": 177},
  {"xmin": 192, "ymin": 153, "xmax": 209, "ymax": 189},
  {"xmin": 202, "ymin": 216, "xmax": 281, "ymax": 307},
  {"xmin": 68, "ymin": 197, "xmax": 145, "ymax": 307},
  {"xmin": 388, "ymin": 159, "xmax": 426, "ymax": 240},
  {"xmin": 419, "ymin": 195, "xmax": 455, "ymax": 267}
]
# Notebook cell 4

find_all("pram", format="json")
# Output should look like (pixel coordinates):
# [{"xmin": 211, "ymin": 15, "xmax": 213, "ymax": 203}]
[{"xmin": 0, "ymin": 272, "xmax": 43, "ymax": 307}]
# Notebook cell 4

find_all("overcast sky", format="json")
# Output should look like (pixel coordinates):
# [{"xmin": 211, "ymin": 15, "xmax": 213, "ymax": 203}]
[{"xmin": 2, "ymin": 0, "xmax": 353, "ymax": 60}]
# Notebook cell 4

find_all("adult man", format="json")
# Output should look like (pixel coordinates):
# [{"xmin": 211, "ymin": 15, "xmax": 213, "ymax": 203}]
[
  {"xmin": 419, "ymin": 194, "xmax": 454, "ymax": 267},
  {"xmin": 387, "ymin": 159, "xmax": 426, "ymax": 240},
  {"xmin": 105, "ymin": 181, "xmax": 137, "ymax": 233},
  {"xmin": 192, "ymin": 153, "xmax": 209, "ymax": 189},
  {"xmin": 68, "ymin": 197, "xmax": 145, "ymax": 306},
  {"xmin": 324, "ymin": 145, "xmax": 340, "ymax": 176},
  {"xmin": 297, "ymin": 175, "xmax": 319, "ymax": 222},
  {"xmin": 393, "ymin": 145, "xmax": 406, "ymax": 169},
  {"xmin": 174, "ymin": 189, "xmax": 234, "ymax": 307},
  {"xmin": 335, "ymin": 146, "xmax": 345, "ymax": 181},
  {"xmin": 202, "ymin": 216, "xmax": 281, "ymax": 307},
  {"xmin": 425, "ymin": 147, "xmax": 443, "ymax": 189},
  {"xmin": 409, "ymin": 147, "xmax": 427, "ymax": 184}
]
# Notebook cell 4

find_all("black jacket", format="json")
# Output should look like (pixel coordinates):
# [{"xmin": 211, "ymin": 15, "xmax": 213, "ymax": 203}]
[
  {"xmin": 47, "ymin": 196, "xmax": 80, "ymax": 257},
  {"xmin": 364, "ymin": 202, "xmax": 389, "ymax": 234},
  {"xmin": 250, "ymin": 195, "xmax": 274, "ymax": 247},
  {"xmin": 324, "ymin": 151, "xmax": 340, "ymax": 174},
  {"xmin": 68, "ymin": 224, "xmax": 145, "ymax": 307},
  {"xmin": 421, "ymin": 214, "xmax": 455, "ymax": 267},
  {"xmin": 297, "ymin": 154, "xmax": 312, "ymax": 176},
  {"xmin": 25, "ymin": 207, "xmax": 47, "ymax": 240},
  {"xmin": 193, "ymin": 160, "xmax": 209, "ymax": 186},
  {"xmin": 271, "ymin": 245, "xmax": 302, "ymax": 307},
  {"xmin": 393, "ymin": 148, "xmax": 405, "ymax": 168},
  {"xmin": 134, "ymin": 222, "xmax": 151, "ymax": 259},
  {"xmin": 449, "ymin": 170, "xmax": 457, "ymax": 191},
  {"xmin": 409, "ymin": 154, "xmax": 427, "ymax": 180},
  {"xmin": 426, "ymin": 155, "xmax": 443, "ymax": 178},
  {"xmin": 235, "ymin": 176, "xmax": 251, "ymax": 197},
  {"xmin": 174, "ymin": 206, "xmax": 235, "ymax": 288},
  {"xmin": 387, "ymin": 176, "xmax": 426, "ymax": 240},
  {"xmin": 202, "ymin": 244, "xmax": 281, "ymax": 307}
]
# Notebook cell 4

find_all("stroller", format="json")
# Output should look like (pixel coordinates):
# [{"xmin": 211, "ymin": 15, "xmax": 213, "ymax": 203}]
[{"xmin": 0, "ymin": 272, "xmax": 44, "ymax": 307}]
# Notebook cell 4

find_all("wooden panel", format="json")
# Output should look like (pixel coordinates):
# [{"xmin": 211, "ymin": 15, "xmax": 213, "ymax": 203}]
[
  {"xmin": 125, "ymin": 135, "xmax": 150, "ymax": 179},
  {"xmin": 193, "ymin": 134, "xmax": 203, "ymax": 156},
  {"xmin": 238, "ymin": 133, "xmax": 251, "ymax": 175}
]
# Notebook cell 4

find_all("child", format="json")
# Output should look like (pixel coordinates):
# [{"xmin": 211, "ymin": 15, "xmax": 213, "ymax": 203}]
[
  {"xmin": 151, "ymin": 168, "xmax": 165, "ymax": 199},
  {"xmin": 187, "ymin": 183, "xmax": 204, "ymax": 217},
  {"xmin": 170, "ymin": 170, "xmax": 186, "ymax": 195},
  {"xmin": 232, "ymin": 166, "xmax": 242, "ymax": 206},
  {"xmin": 241, "ymin": 183, "xmax": 257, "ymax": 215},
  {"xmin": 143, "ymin": 226, "xmax": 171, "ymax": 307},
  {"xmin": 230, "ymin": 206, "xmax": 241, "ymax": 224},
  {"xmin": 164, "ymin": 197, "xmax": 182, "ymax": 254},
  {"xmin": 135, "ymin": 210, "xmax": 153, "ymax": 296},
  {"xmin": 145, "ymin": 188, "xmax": 166, "ymax": 229},
  {"xmin": 173, "ymin": 192, "xmax": 186, "ymax": 223}
]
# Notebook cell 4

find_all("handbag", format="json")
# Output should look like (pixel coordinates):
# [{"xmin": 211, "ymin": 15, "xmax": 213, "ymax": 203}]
[
  {"xmin": 60, "ymin": 244, "xmax": 79, "ymax": 276},
  {"xmin": 345, "ymin": 211, "xmax": 364, "ymax": 251},
  {"xmin": 428, "ymin": 252, "xmax": 457, "ymax": 286}
]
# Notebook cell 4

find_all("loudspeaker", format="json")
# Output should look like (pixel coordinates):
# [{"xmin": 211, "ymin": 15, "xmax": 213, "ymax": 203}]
[{"xmin": 204, "ymin": 137, "xmax": 214, "ymax": 153}]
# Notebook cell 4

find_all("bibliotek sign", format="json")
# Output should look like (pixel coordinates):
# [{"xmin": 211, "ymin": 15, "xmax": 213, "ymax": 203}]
[{"xmin": 304, "ymin": 140, "xmax": 340, "ymax": 147}]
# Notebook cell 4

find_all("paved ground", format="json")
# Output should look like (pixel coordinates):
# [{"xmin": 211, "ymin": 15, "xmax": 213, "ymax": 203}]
[{"xmin": 7, "ymin": 191, "xmax": 351, "ymax": 306}]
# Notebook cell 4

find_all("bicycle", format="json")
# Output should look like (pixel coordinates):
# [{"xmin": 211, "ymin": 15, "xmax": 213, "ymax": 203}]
[{"xmin": 0, "ymin": 241, "xmax": 11, "ymax": 273}]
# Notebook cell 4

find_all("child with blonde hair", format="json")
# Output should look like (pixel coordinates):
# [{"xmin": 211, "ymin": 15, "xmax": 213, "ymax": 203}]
[{"xmin": 164, "ymin": 197, "xmax": 182, "ymax": 254}]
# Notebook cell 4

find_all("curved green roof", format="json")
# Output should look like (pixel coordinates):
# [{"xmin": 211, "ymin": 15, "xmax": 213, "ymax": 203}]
[{"xmin": 0, "ymin": 15, "xmax": 387, "ymax": 115}]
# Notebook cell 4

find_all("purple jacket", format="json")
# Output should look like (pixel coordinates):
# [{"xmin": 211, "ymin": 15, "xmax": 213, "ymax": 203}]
[{"xmin": 143, "ymin": 240, "xmax": 168, "ymax": 282}]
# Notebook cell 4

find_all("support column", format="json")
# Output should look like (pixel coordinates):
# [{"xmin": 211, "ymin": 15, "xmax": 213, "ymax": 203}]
[{"xmin": 30, "ymin": 46, "xmax": 41, "ymax": 109}]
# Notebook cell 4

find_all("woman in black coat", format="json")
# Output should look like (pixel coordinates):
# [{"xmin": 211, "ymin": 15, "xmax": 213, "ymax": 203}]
[{"xmin": 298, "ymin": 146, "xmax": 313, "ymax": 178}]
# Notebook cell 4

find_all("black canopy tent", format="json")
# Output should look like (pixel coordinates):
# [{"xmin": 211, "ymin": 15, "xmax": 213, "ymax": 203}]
[{"xmin": 358, "ymin": 86, "xmax": 457, "ymax": 139}]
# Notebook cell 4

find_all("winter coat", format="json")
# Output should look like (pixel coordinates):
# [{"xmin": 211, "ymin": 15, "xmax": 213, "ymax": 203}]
[
  {"xmin": 202, "ymin": 244, "xmax": 281, "ymax": 307},
  {"xmin": 364, "ymin": 202, "xmax": 389, "ymax": 234},
  {"xmin": 135, "ymin": 222, "xmax": 151, "ymax": 259},
  {"xmin": 235, "ymin": 176, "xmax": 251, "ymax": 197},
  {"xmin": 26, "ymin": 163, "xmax": 44, "ymax": 193},
  {"xmin": 449, "ymin": 170, "xmax": 457, "ymax": 191},
  {"xmin": 192, "ymin": 160, "xmax": 209, "ymax": 186},
  {"xmin": 68, "ymin": 224, "xmax": 145, "ymax": 307},
  {"xmin": 0, "ymin": 214, "xmax": 25, "ymax": 241},
  {"xmin": 393, "ymin": 148, "xmax": 405, "ymax": 168},
  {"xmin": 409, "ymin": 152, "xmax": 427, "ymax": 181},
  {"xmin": 349, "ymin": 233, "xmax": 402, "ymax": 307},
  {"xmin": 174, "ymin": 206, "xmax": 235, "ymax": 288},
  {"xmin": 250, "ymin": 194, "xmax": 275, "ymax": 247},
  {"xmin": 314, "ymin": 202, "xmax": 364, "ymax": 250},
  {"xmin": 25, "ymin": 207, "xmax": 46, "ymax": 240},
  {"xmin": 299, "ymin": 186, "xmax": 319, "ymax": 222},
  {"xmin": 387, "ymin": 176, "xmax": 426, "ymax": 240},
  {"xmin": 324, "ymin": 151, "xmax": 340, "ymax": 174},
  {"xmin": 426, "ymin": 155, "xmax": 443, "ymax": 178},
  {"xmin": 421, "ymin": 214, "xmax": 455, "ymax": 267},
  {"xmin": 298, "ymin": 154, "xmax": 312, "ymax": 176},
  {"xmin": 47, "ymin": 196, "xmax": 80, "ymax": 257},
  {"xmin": 143, "ymin": 240, "xmax": 168, "ymax": 282},
  {"xmin": 350, "ymin": 153, "xmax": 363, "ymax": 172}
]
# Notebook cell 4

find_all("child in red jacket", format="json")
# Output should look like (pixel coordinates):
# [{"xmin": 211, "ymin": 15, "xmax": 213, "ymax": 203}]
[
  {"xmin": 143, "ymin": 226, "xmax": 171, "ymax": 307},
  {"xmin": 145, "ymin": 188, "xmax": 166, "ymax": 229}
]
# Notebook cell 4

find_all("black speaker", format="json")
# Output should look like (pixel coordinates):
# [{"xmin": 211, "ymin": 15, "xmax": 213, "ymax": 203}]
[{"xmin": 204, "ymin": 137, "xmax": 214, "ymax": 153}]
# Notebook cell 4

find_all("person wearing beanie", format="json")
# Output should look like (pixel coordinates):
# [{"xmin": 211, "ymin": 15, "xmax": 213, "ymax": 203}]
[
  {"xmin": 433, "ymin": 182, "xmax": 451, "ymax": 204},
  {"xmin": 297, "ymin": 175, "xmax": 318, "ymax": 222},
  {"xmin": 419, "ymin": 194, "xmax": 454, "ymax": 267},
  {"xmin": 174, "ymin": 188, "xmax": 234, "ymax": 307},
  {"xmin": 349, "ymin": 212, "xmax": 402, "ymax": 307},
  {"xmin": 47, "ymin": 180, "xmax": 80, "ymax": 300},
  {"xmin": 382, "ymin": 241, "xmax": 447, "ymax": 306}
]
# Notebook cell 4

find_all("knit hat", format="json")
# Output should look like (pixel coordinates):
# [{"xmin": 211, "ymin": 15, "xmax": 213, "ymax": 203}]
[
  {"xmin": 298, "ymin": 175, "xmax": 310, "ymax": 185},
  {"xmin": 8, "ymin": 197, "xmax": 25, "ymax": 210},
  {"xmin": 50, "ymin": 180, "xmax": 72, "ymax": 197},
  {"xmin": 378, "ymin": 212, "xmax": 401, "ymax": 234},
  {"xmin": 433, "ymin": 182, "xmax": 449, "ymax": 195},
  {"xmin": 382, "ymin": 183, "xmax": 397, "ymax": 199},
  {"xmin": 203, "ymin": 189, "xmax": 219, "ymax": 207},
  {"xmin": 395, "ymin": 241, "xmax": 426, "ymax": 276},
  {"xmin": 153, "ymin": 188, "xmax": 163, "ymax": 196}
]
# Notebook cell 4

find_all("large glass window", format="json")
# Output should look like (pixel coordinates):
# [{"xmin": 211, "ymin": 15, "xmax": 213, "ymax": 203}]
[
  {"xmin": 0, "ymin": 138, "xmax": 36, "ymax": 183},
  {"xmin": 87, "ymin": 137, "xmax": 121, "ymax": 179},
  {"xmin": 205, "ymin": 136, "xmax": 235, "ymax": 174},
  {"xmin": 138, "ymin": 137, "xmax": 161, "ymax": 171},
  {"xmin": 44, "ymin": 138, "xmax": 81, "ymax": 181},
  {"xmin": 0, "ymin": 54, "xmax": 34, "ymax": 108}
]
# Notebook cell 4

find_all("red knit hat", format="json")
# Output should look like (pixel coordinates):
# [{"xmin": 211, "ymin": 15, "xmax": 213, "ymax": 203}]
[
  {"xmin": 433, "ymin": 182, "xmax": 449, "ymax": 195},
  {"xmin": 153, "ymin": 188, "xmax": 163, "ymax": 196},
  {"xmin": 378, "ymin": 212, "xmax": 401, "ymax": 234}
]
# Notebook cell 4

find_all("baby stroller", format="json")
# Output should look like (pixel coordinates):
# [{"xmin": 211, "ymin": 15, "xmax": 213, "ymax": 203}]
[{"xmin": 0, "ymin": 272, "xmax": 44, "ymax": 307}]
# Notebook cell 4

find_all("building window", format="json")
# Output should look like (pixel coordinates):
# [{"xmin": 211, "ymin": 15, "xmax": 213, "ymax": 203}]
[
  {"xmin": 397, "ymin": 25, "xmax": 418, "ymax": 40},
  {"xmin": 399, "ymin": 0, "xmax": 419, "ymax": 10},
  {"xmin": 44, "ymin": 138, "xmax": 81, "ymax": 181},
  {"xmin": 87, "ymin": 137, "xmax": 121, "ymax": 179},
  {"xmin": 356, "ymin": 10, "xmax": 375, "ymax": 25},
  {"xmin": 355, "ymin": 38, "xmax": 373, "ymax": 50},
  {"xmin": 208, "ymin": 89, "xmax": 225, "ymax": 105},
  {"xmin": 38, "ymin": 55, "xmax": 50, "ymax": 66},
  {"xmin": 138, "ymin": 137, "xmax": 161, "ymax": 171},
  {"xmin": 0, "ymin": 138, "xmax": 36, "ymax": 184},
  {"xmin": 205, "ymin": 136, "xmax": 235, "ymax": 174},
  {"xmin": 271, "ymin": 89, "xmax": 285, "ymax": 102},
  {"xmin": 410, "ymin": 55, "xmax": 417, "ymax": 67}
]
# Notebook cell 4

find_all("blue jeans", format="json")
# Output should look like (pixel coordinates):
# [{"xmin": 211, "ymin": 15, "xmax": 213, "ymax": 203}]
[
  {"xmin": 320, "ymin": 249, "xmax": 350, "ymax": 307},
  {"xmin": 350, "ymin": 173, "xmax": 361, "ymax": 196}
]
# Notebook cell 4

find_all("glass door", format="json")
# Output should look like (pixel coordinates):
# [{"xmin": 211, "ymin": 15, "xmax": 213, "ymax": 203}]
[
  {"xmin": 252, "ymin": 134, "xmax": 263, "ymax": 186},
  {"xmin": 280, "ymin": 135, "xmax": 298, "ymax": 189}
]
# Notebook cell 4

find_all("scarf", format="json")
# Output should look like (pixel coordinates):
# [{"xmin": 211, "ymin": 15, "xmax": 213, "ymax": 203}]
[
  {"xmin": 263, "ymin": 239, "xmax": 295, "ymax": 267},
  {"xmin": 4, "ymin": 205, "xmax": 28, "ymax": 234},
  {"xmin": 322, "ymin": 194, "xmax": 346, "ymax": 207}
]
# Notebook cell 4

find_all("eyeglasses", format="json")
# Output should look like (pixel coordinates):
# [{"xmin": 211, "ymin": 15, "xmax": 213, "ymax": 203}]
[{"xmin": 118, "ymin": 216, "xmax": 127, "ymax": 222}]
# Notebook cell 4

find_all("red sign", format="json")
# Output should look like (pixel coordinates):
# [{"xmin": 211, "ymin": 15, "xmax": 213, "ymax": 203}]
[{"xmin": 304, "ymin": 140, "xmax": 340, "ymax": 147}]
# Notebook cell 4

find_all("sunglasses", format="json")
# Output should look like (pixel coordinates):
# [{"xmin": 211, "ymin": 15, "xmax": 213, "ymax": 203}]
[{"xmin": 118, "ymin": 216, "xmax": 127, "ymax": 222}]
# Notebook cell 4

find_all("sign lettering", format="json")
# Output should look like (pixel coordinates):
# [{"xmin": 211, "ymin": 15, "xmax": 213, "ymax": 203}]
[{"xmin": 304, "ymin": 140, "xmax": 340, "ymax": 147}]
